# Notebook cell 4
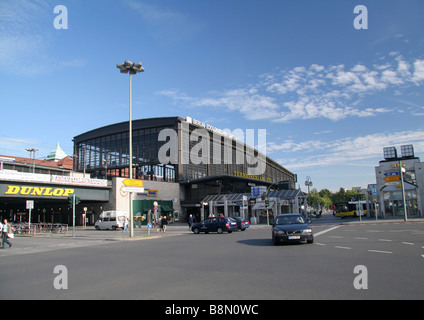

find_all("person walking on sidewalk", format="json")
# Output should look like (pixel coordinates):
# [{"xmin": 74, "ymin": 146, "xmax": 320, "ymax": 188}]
[
  {"xmin": 161, "ymin": 215, "xmax": 168, "ymax": 233},
  {"xmin": 123, "ymin": 217, "xmax": 129, "ymax": 232},
  {"xmin": 188, "ymin": 214, "xmax": 193, "ymax": 231},
  {"xmin": 1, "ymin": 219, "xmax": 12, "ymax": 248}
]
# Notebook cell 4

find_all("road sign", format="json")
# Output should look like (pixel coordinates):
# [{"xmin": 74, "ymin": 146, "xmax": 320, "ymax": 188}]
[
  {"xmin": 367, "ymin": 184, "xmax": 377, "ymax": 196},
  {"xmin": 384, "ymin": 176, "xmax": 400, "ymax": 182},
  {"xmin": 385, "ymin": 181, "xmax": 400, "ymax": 186},
  {"xmin": 121, "ymin": 186, "xmax": 145, "ymax": 193},
  {"xmin": 122, "ymin": 179, "xmax": 143, "ymax": 187},
  {"xmin": 384, "ymin": 172, "xmax": 399, "ymax": 177},
  {"xmin": 26, "ymin": 200, "xmax": 34, "ymax": 209}
]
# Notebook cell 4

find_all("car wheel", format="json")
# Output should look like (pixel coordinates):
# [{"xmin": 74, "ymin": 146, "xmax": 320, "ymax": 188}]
[
  {"xmin": 95, "ymin": 226, "xmax": 100, "ymax": 230},
  {"xmin": 193, "ymin": 228, "xmax": 200, "ymax": 234},
  {"xmin": 272, "ymin": 235, "xmax": 278, "ymax": 246},
  {"xmin": 241, "ymin": 228, "xmax": 246, "ymax": 231},
  {"xmin": 307, "ymin": 238, "xmax": 314, "ymax": 244},
  {"xmin": 217, "ymin": 227, "xmax": 223, "ymax": 234}
]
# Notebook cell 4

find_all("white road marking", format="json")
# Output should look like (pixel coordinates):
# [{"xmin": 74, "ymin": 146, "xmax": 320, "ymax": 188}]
[
  {"xmin": 368, "ymin": 250, "xmax": 392, "ymax": 254},
  {"xmin": 314, "ymin": 226, "xmax": 341, "ymax": 237},
  {"xmin": 402, "ymin": 242, "xmax": 415, "ymax": 246},
  {"xmin": 335, "ymin": 246, "xmax": 351, "ymax": 250}
]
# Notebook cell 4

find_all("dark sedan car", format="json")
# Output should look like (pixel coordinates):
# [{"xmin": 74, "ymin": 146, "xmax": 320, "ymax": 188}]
[
  {"xmin": 192, "ymin": 217, "xmax": 237, "ymax": 234},
  {"xmin": 230, "ymin": 216, "xmax": 250, "ymax": 231},
  {"xmin": 272, "ymin": 214, "xmax": 314, "ymax": 245}
]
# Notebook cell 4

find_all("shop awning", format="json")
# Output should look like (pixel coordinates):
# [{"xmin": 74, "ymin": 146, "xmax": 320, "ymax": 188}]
[
  {"xmin": 159, "ymin": 205, "xmax": 174, "ymax": 212},
  {"xmin": 381, "ymin": 182, "xmax": 417, "ymax": 192},
  {"xmin": 201, "ymin": 189, "xmax": 305, "ymax": 204},
  {"xmin": 201, "ymin": 193, "xmax": 252, "ymax": 203},
  {"xmin": 268, "ymin": 189, "xmax": 306, "ymax": 199},
  {"xmin": 252, "ymin": 201, "xmax": 275, "ymax": 210}
]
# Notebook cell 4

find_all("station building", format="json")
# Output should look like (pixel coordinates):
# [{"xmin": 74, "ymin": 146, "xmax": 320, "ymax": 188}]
[
  {"xmin": 73, "ymin": 116, "xmax": 305, "ymax": 223},
  {"xmin": 0, "ymin": 117, "xmax": 305, "ymax": 226}
]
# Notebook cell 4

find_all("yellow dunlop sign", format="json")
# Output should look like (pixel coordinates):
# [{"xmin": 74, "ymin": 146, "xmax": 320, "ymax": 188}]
[{"xmin": 4, "ymin": 186, "xmax": 75, "ymax": 197}]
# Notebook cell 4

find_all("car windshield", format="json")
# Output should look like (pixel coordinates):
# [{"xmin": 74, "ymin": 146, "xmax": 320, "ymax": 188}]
[{"xmin": 276, "ymin": 215, "xmax": 305, "ymax": 225}]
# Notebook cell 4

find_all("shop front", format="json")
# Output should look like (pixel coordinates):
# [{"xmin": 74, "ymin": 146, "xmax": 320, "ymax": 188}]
[
  {"xmin": 381, "ymin": 183, "xmax": 419, "ymax": 219},
  {"xmin": 0, "ymin": 172, "xmax": 110, "ymax": 225},
  {"xmin": 106, "ymin": 177, "xmax": 180, "ymax": 226}
]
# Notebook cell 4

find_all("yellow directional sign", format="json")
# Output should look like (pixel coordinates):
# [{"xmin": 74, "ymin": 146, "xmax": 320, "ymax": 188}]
[
  {"xmin": 384, "ymin": 176, "xmax": 400, "ymax": 182},
  {"xmin": 122, "ymin": 179, "xmax": 143, "ymax": 187}
]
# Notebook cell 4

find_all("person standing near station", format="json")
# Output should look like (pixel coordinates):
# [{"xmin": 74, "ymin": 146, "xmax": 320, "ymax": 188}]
[
  {"xmin": 1, "ymin": 219, "xmax": 12, "ymax": 248},
  {"xmin": 123, "ymin": 217, "xmax": 129, "ymax": 232},
  {"xmin": 188, "ymin": 214, "xmax": 193, "ymax": 231},
  {"xmin": 161, "ymin": 215, "xmax": 168, "ymax": 233}
]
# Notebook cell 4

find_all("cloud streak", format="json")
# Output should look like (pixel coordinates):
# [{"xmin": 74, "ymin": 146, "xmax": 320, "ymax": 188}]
[
  {"xmin": 0, "ymin": 0, "xmax": 85, "ymax": 76},
  {"xmin": 268, "ymin": 130, "xmax": 424, "ymax": 170},
  {"xmin": 157, "ymin": 53, "xmax": 424, "ymax": 122},
  {"xmin": 125, "ymin": 0, "xmax": 204, "ymax": 44}
]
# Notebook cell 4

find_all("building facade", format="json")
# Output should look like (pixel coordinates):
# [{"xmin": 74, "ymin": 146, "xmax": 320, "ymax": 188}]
[
  {"xmin": 0, "ymin": 153, "xmax": 109, "ymax": 225},
  {"xmin": 375, "ymin": 145, "xmax": 424, "ymax": 219},
  {"xmin": 73, "ymin": 116, "xmax": 305, "ymax": 223}
]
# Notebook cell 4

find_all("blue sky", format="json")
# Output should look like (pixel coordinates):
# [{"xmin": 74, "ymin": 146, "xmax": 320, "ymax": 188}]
[{"xmin": 1, "ymin": 0, "xmax": 423, "ymax": 192}]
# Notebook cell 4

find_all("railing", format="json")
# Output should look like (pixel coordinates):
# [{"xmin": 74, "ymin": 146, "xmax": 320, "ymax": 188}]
[{"xmin": 11, "ymin": 223, "xmax": 68, "ymax": 235}]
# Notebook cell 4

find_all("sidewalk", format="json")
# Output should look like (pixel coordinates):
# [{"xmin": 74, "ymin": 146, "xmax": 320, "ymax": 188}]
[
  {"xmin": 17, "ymin": 222, "xmax": 271, "ymax": 242},
  {"xmin": 339, "ymin": 216, "xmax": 424, "ymax": 225}
]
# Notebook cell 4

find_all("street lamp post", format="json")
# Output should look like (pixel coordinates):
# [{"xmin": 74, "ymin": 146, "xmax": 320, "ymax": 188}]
[
  {"xmin": 117, "ymin": 60, "xmax": 144, "ymax": 238},
  {"xmin": 305, "ymin": 176, "xmax": 313, "ymax": 221},
  {"xmin": 25, "ymin": 148, "xmax": 38, "ymax": 174}
]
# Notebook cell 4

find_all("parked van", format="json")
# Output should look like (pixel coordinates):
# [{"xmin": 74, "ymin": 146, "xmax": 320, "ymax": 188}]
[{"xmin": 95, "ymin": 211, "xmax": 129, "ymax": 230}]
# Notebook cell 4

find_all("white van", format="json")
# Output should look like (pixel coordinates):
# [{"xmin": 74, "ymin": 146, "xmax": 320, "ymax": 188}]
[{"xmin": 95, "ymin": 211, "xmax": 129, "ymax": 230}]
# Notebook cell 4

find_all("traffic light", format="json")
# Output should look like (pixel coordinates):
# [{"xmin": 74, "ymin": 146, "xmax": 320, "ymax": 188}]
[
  {"xmin": 68, "ymin": 196, "xmax": 81, "ymax": 208},
  {"xmin": 265, "ymin": 199, "xmax": 270, "ymax": 208}
]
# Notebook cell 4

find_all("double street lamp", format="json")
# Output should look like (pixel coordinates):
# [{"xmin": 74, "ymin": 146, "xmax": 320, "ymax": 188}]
[
  {"xmin": 25, "ymin": 148, "xmax": 38, "ymax": 174},
  {"xmin": 116, "ymin": 60, "xmax": 144, "ymax": 238}
]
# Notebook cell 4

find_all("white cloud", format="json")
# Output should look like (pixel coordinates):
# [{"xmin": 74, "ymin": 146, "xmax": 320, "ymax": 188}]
[
  {"xmin": 412, "ymin": 59, "xmax": 424, "ymax": 83},
  {"xmin": 0, "ymin": 0, "xmax": 86, "ymax": 76},
  {"xmin": 157, "ymin": 53, "xmax": 424, "ymax": 122},
  {"xmin": 125, "ymin": 0, "xmax": 204, "ymax": 44},
  {"xmin": 269, "ymin": 130, "xmax": 424, "ymax": 170}
]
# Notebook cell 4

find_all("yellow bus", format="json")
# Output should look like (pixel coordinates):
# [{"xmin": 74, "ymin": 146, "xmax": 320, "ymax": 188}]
[{"xmin": 334, "ymin": 201, "xmax": 367, "ymax": 218}]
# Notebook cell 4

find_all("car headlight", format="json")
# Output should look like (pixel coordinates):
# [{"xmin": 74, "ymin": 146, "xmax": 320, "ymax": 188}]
[{"xmin": 302, "ymin": 229, "xmax": 312, "ymax": 234}]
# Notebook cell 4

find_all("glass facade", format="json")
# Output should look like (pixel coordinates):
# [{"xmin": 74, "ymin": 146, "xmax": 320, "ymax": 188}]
[
  {"xmin": 73, "ymin": 117, "xmax": 296, "ymax": 188},
  {"xmin": 179, "ymin": 122, "xmax": 295, "ymax": 186},
  {"xmin": 73, "ymin": 118, "xmax": 179, "ymax": 182}
]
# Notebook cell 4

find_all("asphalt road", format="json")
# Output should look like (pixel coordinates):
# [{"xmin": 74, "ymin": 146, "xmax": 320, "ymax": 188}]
[{"xmin": 1, "ymin": 214, "xmax": 423, "ymax": 300}]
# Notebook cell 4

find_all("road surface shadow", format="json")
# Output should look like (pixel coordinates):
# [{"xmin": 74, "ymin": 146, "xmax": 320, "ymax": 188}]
[
  {"xmin": 237, "ymin": 238, "xmax": 273, "ymax": 247},
  {"xmin": 237, "ymin": 238, "xmax": 307, "ymax": 247}
]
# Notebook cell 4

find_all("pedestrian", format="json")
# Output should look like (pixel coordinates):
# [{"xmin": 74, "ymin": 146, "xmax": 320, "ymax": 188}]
[
  {"xmin": 123, "ymin": 217, "xmax": 129, "ymax": 232},
  {"xmin": 1, "ymin": 219, "xmax": 12, "ymax": 248},
  {"xmin": 188, "ymin": 214, "xmax": 193, "ymax": 231},
  {"xmin": 162, "ymin": 215, "xmax": 168, "ymax": 233},
  {"xmin": 157, "ymin": 216, "xmax": 162, "ymax": 233}
]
